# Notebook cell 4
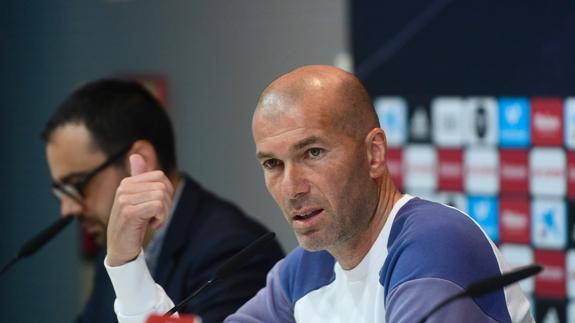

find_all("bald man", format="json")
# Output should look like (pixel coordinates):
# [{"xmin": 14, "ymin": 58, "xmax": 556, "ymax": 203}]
[{"xmin": 105, "ymin": 66, "xmax": 534, "ymax": 322}]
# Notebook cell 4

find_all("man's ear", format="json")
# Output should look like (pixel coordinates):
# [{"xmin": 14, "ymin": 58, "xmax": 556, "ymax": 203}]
[
  {"xmin": 127, "ymin": 140, "xmax": 160, "ymax": 172},
  {"xmin": 365, "ymin": 128, "xmax": 387, "ymax": 178}
]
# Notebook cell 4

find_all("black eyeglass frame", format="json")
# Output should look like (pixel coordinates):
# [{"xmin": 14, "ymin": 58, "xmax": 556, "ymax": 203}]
[{"xmin": 51, "ymin": 144, "xmax": 133, "ymax": 203}]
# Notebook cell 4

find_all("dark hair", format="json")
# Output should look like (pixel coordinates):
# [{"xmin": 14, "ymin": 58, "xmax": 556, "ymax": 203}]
[{"xmin": 41, "ymin": 78, "xmax": 177, "ymax": 174}]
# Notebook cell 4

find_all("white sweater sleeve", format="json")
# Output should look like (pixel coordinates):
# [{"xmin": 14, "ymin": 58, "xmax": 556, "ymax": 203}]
[{"xmin": 104, "ymin": 250, "xmax": 178, "ymax": 323}]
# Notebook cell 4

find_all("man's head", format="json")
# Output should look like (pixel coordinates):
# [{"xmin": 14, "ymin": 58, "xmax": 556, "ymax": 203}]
[
  {"xmin": 42, "ymin": 79, "xmax": 177, "ymax": 244},
  {"xmin": 252, "ymin": 65, "xmax": 390, "ymax": 257}
]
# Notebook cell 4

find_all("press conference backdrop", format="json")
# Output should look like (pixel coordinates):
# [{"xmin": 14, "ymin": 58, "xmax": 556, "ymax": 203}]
[{"xmin": 351, "ymin": 1, "xmax": 575, "ymax": 322}]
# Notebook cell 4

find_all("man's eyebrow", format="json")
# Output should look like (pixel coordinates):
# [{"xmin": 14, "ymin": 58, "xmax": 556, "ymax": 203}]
[
  {"xmin": 256, "ymin": 151, "xmax": 274, "ymax": 160},
  {"xmin": 291, "ymin": 136, "xmax": 322, "ymax": 153},
  {"xmin": 59, "ymin": 172, "xmax": 87, "ymax": 183},
  {"xmin": 255, "ymin": 135, "xmax": 324, "ymax": 160}
]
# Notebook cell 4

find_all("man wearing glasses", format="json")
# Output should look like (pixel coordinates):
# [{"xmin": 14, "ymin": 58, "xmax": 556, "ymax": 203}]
[{"xmin": 42, "ymin": 79, "xmax": 284, "ymax": 323}]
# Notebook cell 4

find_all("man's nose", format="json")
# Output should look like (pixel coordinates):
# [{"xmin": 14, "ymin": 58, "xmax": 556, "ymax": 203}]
[
  {"xmin": 282, "ymin": 164, "xmax": 310, "ymax": 200},
  {"xmin": 59, "ymin": 195, "xmax": 84, "ymax": 217}
]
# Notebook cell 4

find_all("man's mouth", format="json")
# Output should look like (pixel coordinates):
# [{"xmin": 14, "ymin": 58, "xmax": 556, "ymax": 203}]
[
  {"xmin": 293, "ymin": 209, "xmax": 323, "ymax": 221},
  {"xmin": 81, "ymin": 220, "xmax": 101, "ymax": 234}
]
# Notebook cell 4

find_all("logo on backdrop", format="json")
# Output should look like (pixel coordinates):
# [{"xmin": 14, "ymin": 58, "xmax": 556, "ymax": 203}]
[
  {"xmin": 531, "ymin": 98, "xmax": 564, "ymax": 146},
  {"xmin": 476, "ymin": 105, "xmax": 487, "ymax": 139},
  {"xmin": 532, "ymin": 198, "xmax": 567, "ymax": 249},
  {"xmin": 374, "ymin": 97, "xmax": 407, "ymax": 147},
  {"xmin": 499, "ymin": 149, "xmax": 529, "ymax": 194},
  {"xmin": 535, "ymin": 250, "xmax": 566, "ymax": 300},
  {"xmin": 408, "ymin": 102, "xmax": 431, "ymax": 143},
  {"xmin": 432, "ymin": 97, "xmax": 465, "ymax": 147},
  {"xmin": 403, "ymin": 145, "xmax": 436, "ymax": 192},
  {"xmin": 467, "ymin": 97, "xmax": 498, "ymax": 145},
  {"xmin": 464, "ymin": 147, "xmax": 499, "ymax": 194},
  {"xmin": 499, "ymin": 197, "xmax": 530, "ymax": 244},
  {"xmin": 468, "ymin": 196, "xmax": 499, "ymax": 243},
  {"xmin": 438, "ymin": 149, "xmax": 463, "ymax": 191},
  {"xmin": 498, "ymin": 98, "xmax": 530, "ymax": 147},
  {"xmin": 529, "ymin": 148, "xmax": 566, "ymax": 197}
]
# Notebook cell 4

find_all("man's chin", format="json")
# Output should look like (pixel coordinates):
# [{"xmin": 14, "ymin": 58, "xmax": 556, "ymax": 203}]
[
  {"xmin": 81, "ymin": 221, "xmax": 107, "ymax": 246},
  {"xmin": 92, "ymin": 233, "xmax": 106, "ymax": 246},
  {"xmin": 83, "ymin": 228, "xmax": 106, "ymax": 246},
  {"xmin": 295, "ymin": 234, "xmax": 327, "ymax": 252}
]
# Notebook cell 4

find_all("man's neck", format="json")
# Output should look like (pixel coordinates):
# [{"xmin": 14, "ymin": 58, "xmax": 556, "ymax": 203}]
[{"xmin": 334, "ymin": 177, "xmax": 402, "ymax": 270}]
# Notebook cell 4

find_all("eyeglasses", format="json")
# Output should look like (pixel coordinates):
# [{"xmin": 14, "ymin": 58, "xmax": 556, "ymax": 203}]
[{"xmin": 51, "ymin": 144, "xmax": 133, "ymax": 203}]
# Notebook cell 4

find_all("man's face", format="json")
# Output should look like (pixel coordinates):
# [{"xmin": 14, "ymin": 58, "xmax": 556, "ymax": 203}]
[
  {"xmin": 46, "ymin": 123, "xmax": 127, "ymax": 245},
  {"xmin": 253, "ymin": 101, "xmax": 377, "ymax": 253}
]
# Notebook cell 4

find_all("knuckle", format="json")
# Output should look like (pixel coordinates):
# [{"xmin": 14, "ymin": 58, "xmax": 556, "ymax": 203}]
[
  {"xmin": 119, "ymin": 177, "xmax": 131, "ymax": 188},
  {"xmin": 117, "ymin": 194, "xmax": 128, "ymax": 205},
  {"xmin": 151, "ymin": 170, "xmax": 165, "ymax": 179},
  {"xmin": 152, "ymin": 201, "xmax": 163, "ymax": 213},
  {"xmin": 157, "ymin": 181, "xmax": 167, "ymax": 190},
  {"xmin": 116, "ymin": 185, "xmax": 129, "ymax": 197}
]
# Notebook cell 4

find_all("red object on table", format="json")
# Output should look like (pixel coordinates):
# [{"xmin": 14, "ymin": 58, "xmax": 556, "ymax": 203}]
[{"xmin": 146, "ymin": 314, "xmax": 201, "ymax": 323}]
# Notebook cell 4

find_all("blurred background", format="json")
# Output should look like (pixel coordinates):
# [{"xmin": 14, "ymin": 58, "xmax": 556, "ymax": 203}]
[{"xmin": 1, "ymin": 0, "xmax": 574, "ymax": 322}]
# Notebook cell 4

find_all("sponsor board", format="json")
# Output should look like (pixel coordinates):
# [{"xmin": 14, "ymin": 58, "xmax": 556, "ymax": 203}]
[
  {"xmin": 500, "ymin": 149, "xmax": 529, "ymax": 194},
  {"xmin": 407, "ymin": 100, "xmax": 432, "ymax": 143},
  {"xmin": 498, "ymin": 98, "xmax": 530, "ymax": 148},
  {"xmin": 437, "ymin": 149, "xmax": 463, "ymax": 191},
  {"xmin": 531, "ymin": 97, "xmax": 563, "ymax": 146},
  {"xmin": 534, "ymin": 250, "xmax": 566, "ymax": 299},
  {"xmin": 466, "ymin": 97, "xmax": 498, "ymax": 145},
  {"xmin": 432, "ymin": 97, "xmax": 465, "ymax": 147},
  {"xmin": 465, "ymin": 147, "xmax": 499, "ymax": 194},
  {"xmin": 499, "ymin": 196, "xmax": 530, "ymax": 244},
  {"xmin": 374, "ymin": 97, "xmax": 407, "ymax": 147},
  {"xmin": 468, "ymin": 195, "xmax": 499, "ymax": 243},
  {"xmin": 404, "ymin": 145, "xmax": 437, "ymax": 191},
  {"xmin": 532, "ymin": 198, "xmax": 567, "ymax": 249},
  {"xmin": 530, "ymin": 148, "xmax": 566, "ymax": 197}
]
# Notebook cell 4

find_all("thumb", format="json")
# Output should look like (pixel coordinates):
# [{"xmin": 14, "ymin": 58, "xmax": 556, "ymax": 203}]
[{"xmin": 129, "ymin": 153, "xmax": 147, "ymax": 177}]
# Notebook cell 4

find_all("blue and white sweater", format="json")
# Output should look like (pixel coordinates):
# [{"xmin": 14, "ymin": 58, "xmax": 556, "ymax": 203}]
[{"xmin": 226, "ymin": 195, "xmax": 534, "ymax": 323}]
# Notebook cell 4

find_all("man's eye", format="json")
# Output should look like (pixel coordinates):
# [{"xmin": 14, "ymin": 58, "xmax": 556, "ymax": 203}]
[
  {"xmin": 263, "ymin": 159, "xmax": 281, "ymax": 169},
  {"xmin": 308, "ymin": 148, "xmax": 323, "ymax": 158}
]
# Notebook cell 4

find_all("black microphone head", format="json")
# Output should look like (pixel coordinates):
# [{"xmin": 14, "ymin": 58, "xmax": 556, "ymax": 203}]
[
  {"xmin": 416, "ymin": 264, "xmax": 543, "ymax": 323},
  {"xmin": 214, "ymin": 232, "xmax": 275, "ymax": 280},
  {"xmin": 465, "ymin": 264, "xmax": 543, "ymax": 298},
  {"xmin": 18, "ymin": 216, "xmax": 74, "ymax": 259}
]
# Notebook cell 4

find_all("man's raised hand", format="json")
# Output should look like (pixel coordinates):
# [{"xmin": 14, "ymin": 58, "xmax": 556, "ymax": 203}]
[{"xmin": 106, "ymin": 153, "xmax": 174, "ymax": 266}]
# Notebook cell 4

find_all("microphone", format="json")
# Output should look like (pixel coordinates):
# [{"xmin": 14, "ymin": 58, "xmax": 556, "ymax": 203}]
[
  {"xmin": 164, "ymin": 231, "xmax": 276, "ymax": 316},
  {"xmin": 0, "ymin": 216, "xmax": 74, "ymax": 278},
  {"xmin": 416, "ymin": 264, "xmax": 543, "ymax": 323}
]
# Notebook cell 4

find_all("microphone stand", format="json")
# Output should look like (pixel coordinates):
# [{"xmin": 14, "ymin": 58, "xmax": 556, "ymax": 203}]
[{"xmin": 164, "ymin": 232, "xmax": 276, "ymax": 316}]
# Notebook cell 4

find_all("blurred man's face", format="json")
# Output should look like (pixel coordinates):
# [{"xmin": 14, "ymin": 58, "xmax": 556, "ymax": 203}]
[{"xmin": 46, "ymin": 123, "xmax": 127, "ymax": 245}]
